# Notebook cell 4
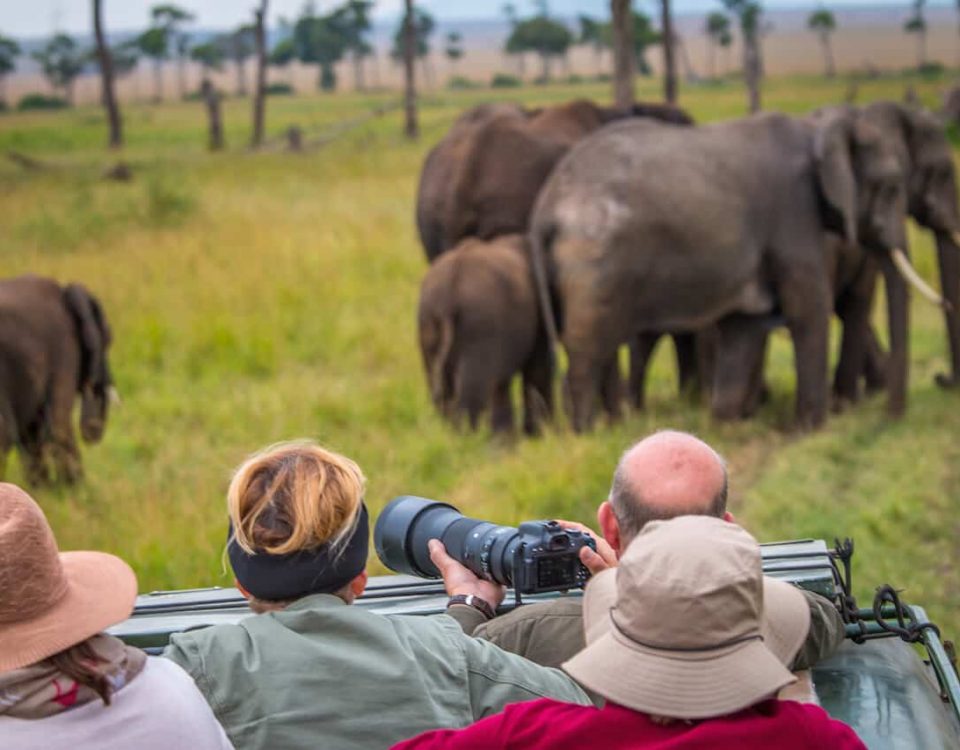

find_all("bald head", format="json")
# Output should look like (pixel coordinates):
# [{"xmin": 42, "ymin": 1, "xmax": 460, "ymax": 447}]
[{"xmin": 609, "ymin": 431, "xmax": 728, "ymax": 545}]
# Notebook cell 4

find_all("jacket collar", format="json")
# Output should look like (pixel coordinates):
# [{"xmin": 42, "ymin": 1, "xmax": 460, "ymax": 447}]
[{"xmin": 284, "ymin": 593, "xmax": 349, "ymax": 612}]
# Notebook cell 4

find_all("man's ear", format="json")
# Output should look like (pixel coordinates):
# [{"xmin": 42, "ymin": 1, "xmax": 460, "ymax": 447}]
[
  {"xmin": 598, "ymin": 501, "xmax": 622, "ymax": 556},
  {"xmin": 235, "ymin": 580, "xmax": 251, "ymax": 599},
  {"xmin": 723, "ymin": 511, "xmax": 735, "ymax": 523}
]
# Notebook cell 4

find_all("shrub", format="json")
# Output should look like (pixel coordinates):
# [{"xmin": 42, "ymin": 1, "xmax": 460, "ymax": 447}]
[
  {"xmin": 592, "ymin": 73, "xmax": 612, "ymax": 83},
  {"xmin": 145, "ymin": 175, "xmax": 196, "ymax": 226},
  {"xmin": 566, "ymin": 74, "xmax": 585, "ymax": 84},
  {"xmin": 266, "ymin": 82, "xmax": 294, "ymax": 95},
  {"xmin": 917, "ymin": 62, "xmax": 944, "ymax": 79},
  {"xmin": 17, "ymin": 93, "xmax": 69, "ymax": 111},
  {"xmin": 0, "ymin": 100, "xmax": 7, "ymax": 113},
  {"xmin": 447, "ymin": 76, "xmax": 480, "ymax": 90},
  {"xmin": 491, "ymin": 73, "xmax": 522, "ymax": 88}
]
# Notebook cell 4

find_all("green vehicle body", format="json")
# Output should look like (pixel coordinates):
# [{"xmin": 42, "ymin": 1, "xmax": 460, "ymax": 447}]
[{"xmin": 111, "ymin": 539, "xmax": 960, "ymax": 749}]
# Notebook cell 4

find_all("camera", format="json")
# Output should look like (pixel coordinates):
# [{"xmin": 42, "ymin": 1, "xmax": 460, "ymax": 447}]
[{"xmin": 374, "ymin": 496, "xmax": 595, "ymax": 595}]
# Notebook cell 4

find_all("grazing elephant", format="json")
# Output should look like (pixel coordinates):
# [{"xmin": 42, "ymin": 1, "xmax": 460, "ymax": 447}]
[
  {"xmin": 418, "ymin": 235, "xmax": 551, "ymax": 435},
  {"xmin": 415, "ymin": 98, "xmax": 694, "ymax": 262},
  {"xmin": 0, "ymin": 275, "xmax": 115, "ymax": 484},
  {"xmin": 416, "ymin": 102, "xmax": 528, "ymax": 262},
  {"xmin": 529, "ymin": 110, "xmax": 911, "ymax": 431}
]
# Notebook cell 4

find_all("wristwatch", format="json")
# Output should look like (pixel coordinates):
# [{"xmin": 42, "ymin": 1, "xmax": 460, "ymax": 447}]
[{"xmin": 447, "ymin": 594, "xmax": 496, "ymax": 620}]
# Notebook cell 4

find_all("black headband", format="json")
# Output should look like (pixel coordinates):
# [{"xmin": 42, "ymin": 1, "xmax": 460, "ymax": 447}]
[{"xmin": 228, "ymin": 503, "xmax": 369, "ymax": 601}]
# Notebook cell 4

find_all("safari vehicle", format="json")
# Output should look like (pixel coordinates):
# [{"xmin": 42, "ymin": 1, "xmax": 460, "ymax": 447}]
[{"xmin": 112, "ymin": 538, "xmax": 960, "ymax": 750}]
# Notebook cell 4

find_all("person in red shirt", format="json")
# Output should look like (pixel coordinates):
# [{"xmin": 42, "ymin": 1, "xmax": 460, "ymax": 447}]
[{"xmin": 393, "ymin": 516, "xmax": 867, "ymax": 750}]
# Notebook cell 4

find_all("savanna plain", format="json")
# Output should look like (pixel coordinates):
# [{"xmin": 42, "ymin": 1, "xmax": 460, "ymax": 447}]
[{"xmin": 1, "ymin": 75, "xmax": 958, "ymax": 637}]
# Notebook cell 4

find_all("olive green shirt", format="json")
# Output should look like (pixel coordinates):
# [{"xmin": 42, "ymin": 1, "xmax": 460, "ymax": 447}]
[
  {"xmin": 163, "ymin": 594, "xmax": 589, "ymax": 750},
  {"xmin": 466, "ymin": 589, "xmax": 845, "ymax": 671}
]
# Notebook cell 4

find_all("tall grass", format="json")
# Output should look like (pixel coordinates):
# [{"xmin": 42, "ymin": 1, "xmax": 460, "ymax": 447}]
[{"xmin": 0, "ymin": 75, "xmax": 956, "ymax": 636}]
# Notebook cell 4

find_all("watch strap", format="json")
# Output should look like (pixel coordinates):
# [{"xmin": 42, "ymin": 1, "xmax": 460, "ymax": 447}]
[{"xmin": 447, "ymin": 594, "xmax": 496, "ymax": 620}]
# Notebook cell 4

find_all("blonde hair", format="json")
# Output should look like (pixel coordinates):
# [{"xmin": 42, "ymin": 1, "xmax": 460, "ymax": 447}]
[{"xmin": 227, "ymin": 441, "xmax": 366, "ymax": 556}]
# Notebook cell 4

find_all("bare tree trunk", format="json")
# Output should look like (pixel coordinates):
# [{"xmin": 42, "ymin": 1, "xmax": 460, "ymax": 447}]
[
  {"xmin": 744, "ymin": 31, "xmax": 762, "ymax": 113},
  {"xmin": 540, "ymin": 52, "xmax": 551, "ymax": 81},
  {"xmin": 611, "ymin": 0, "xmax": 636, "ymax": 108},
  {"xmin": 709, "ymin": 41, "xmax": 717, "ymax": 79},
  {"xmin": 919, "ymin": 29, "xmax": 927, "ymax": 67},
  {"xmin": 236, "ymin": 59, "xmax": 247, "ymax": 97},
  {"xmin": 177, "ymin": 56, "xmax": 186, "ymax": 99},
  {"xmin": 153, "ymin": 59, "xmax": 163, "ymax": 103},
  {"xmin": 819, "ymin": 31, "xmax": 835, "ymax": 77},
  {"xmin": 92, "ymin": 0, "xmax": 123, "ymax": 148},
  {"xmin": 251, "ymin": 0, "xmax": 268, "ymax": 148},
  {"xmin": 661, "ymin": 0, "xmax": 677, "ymax": 103},
  {"xmin": 352, "ymin": 50, "xmax": 365, "ymax": 91},
  {"xmin": 403, "ymin": 0, "xmax": 418, "ymax": 140},
  {"xmin": 201, "ymin": 79, "xmax": 224, "ymax": 150}
]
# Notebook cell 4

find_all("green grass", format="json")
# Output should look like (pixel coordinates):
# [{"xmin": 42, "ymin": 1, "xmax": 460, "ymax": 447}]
[{"xmin": 1, "ymin": 74, "xmax": 957, "ymax": 638}]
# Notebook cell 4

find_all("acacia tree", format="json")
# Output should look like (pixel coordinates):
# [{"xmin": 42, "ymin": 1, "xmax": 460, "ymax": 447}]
[
  {"xmin": 136, "ymin": 26, "xmax": 168, "ymax": 102},
  {"xmin": 92, "ymin": 0, "xmax": 122, "ymax": 148},
  {"xmin": 578, "ymin": 15, "xmax": 608, "ymax": 74},
  {"xmin": 391, "ymin": 6, "xmax": 435, "ymax": 89},
  {"xmin": 269, "ymin": 37, "xmax": 296, "ymax": 84},
  {"xmin": 332, "ymin": 0, "xmax": 374, "ymax": 91},
  {"xmin": 33, "ymin": 34, "xmax": 85, "ymax": 105},
  {"xmin": 293, "ymin": 7, "xmax": 347, "ymax": 91},
  {"xmin": 704, "ymin": 11, "xmax": 731, "ymax": 78},
  {"xmin": 152, "ymin": 4, "xmax": 194, "ymax": 98},
  {"xmin": 611, "ymin": 0, "xmax": 636, "ymax": 108},
  {"xmin": 904, "ymin": 0, "xmax": 928, "ymax": 69},
  {"xmin": 251, "ymin": 0, "xmax": 269, "ymax": 147},
  {"xmin": 722, "ymin": 0, "xmax": 764, "ymax": 113},
  {"xmin": 807, "ymin": 7, "xmax": 836, "ymax": 78},
  {"xmin": 402, "ymin": 0, "xmax": 417, "ymax": 140},
  {"xmin": 225, "ymin": 25, "xmax": 257, "ymax": 96},
  {"xmin": 0, "ymin": 34, "xmax": 21, "ymax": 108},
  {"xmin": 506, "ymin": 11, "xmax": 573, "ymax": 82},
  {"xmin": 445, "ymin": 31, "xmax": 464, "ymax": 78},
  {"xmin": 191, "ymin": 40, "xmax": 224, "ymax": 78}
]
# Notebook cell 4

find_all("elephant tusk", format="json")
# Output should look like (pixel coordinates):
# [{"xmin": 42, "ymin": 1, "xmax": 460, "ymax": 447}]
[
  {"xmin": 108, "ymin": 386, "xmax": 122, "ymax": 406},
  {"xmin": 890, "ymin": 248, "xmax": 950, "ymax": 310}
]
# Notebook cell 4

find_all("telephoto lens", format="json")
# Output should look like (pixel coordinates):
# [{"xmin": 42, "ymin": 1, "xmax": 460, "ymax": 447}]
[{"xmin": 374, "ymin": 496, "xmax": 594, "ymax": 594}]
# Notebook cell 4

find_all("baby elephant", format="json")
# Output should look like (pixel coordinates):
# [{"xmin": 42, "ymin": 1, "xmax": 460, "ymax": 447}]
[
  {"xmin": 418, "ymin": 235, "xmax": 552, "ymax": 435},
  {"xmin": 0, "ymin": 275, "xmax": 115, "ymax": 484}
]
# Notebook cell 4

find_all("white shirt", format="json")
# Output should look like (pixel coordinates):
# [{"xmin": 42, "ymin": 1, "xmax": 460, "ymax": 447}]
[{"xmin": 0, "ymin": 656, "xmax": 234, "ymax": 750}]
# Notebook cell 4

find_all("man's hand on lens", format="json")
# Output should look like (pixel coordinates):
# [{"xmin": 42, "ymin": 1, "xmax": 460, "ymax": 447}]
[
  {"xmin": 429, "ymin": 539, "xmax": 506, "ymax": 608},
  {"xmin": 553, "ymin": 519, "xmax": 619, "ymax": 575}
]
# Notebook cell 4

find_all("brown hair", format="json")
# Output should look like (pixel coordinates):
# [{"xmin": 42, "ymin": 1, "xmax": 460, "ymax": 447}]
[
  {"xmin": 228, "ymin": 441, "xmax": 366, "ymax": 556},
  {"xmin": 46, "ymin": 638, "xmax": 114, "ymax": 706}
]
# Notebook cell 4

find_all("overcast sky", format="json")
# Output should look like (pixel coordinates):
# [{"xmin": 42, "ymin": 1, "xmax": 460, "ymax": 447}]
[{"xmin": 2, "ymin": 0, "xmax": 951, "ymax": 38}]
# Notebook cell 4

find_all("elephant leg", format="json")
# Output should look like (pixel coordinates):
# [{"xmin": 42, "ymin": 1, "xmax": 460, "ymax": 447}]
[
  {"xmin": 711, "ymin": 315, "xmax": 770, "ymax": 421},
  {"xmin": 741, "ymin": 330, "xmax": 770, "ymax": 418},
  {"xmin": 46, "ymin": 376, "xmax": 83, "ymax": 483},
  {"xmin": 934, "ymin": 231, "xmax": 960, "ymax": 389},
  {"xmin": 696, "ymin": 326, "xmax": 720, "ymax": 403},
  {"xmin": 453, "ymin": 359, "xmax": 487, "ymax": 432},
  {"xmin": 565, "ymin": 354, "xmax": 603, "ymax": 433},
  {"xmin": 779, "ymin": 266, "xmax": 830, "ymax": 429},
  {"xmin": 521, "ymin": 334, "xmax": 553, "ymax": 436},
  {"xmin": 862, "ymin": 326, "xmax": 888, "ymax": 394},
  {"xmin": 629, "ymin": 333, "xmax": 660, "ymax": 410},
  {"xmin": 20, "ymin": 421, "xmax": 50, "ymax": 486},
  {"xmin": 599, "ymin": 352, "xmax": 623, "ymax": 424},
  {"xmin": 832, "ymin": 294, "xmax": 869, "ymax": 409},
  {"xmin": 490, "ymin": 381, "xmax": 514, "ymax": 435},
  {"xmin": 673, "ymin": 333, "xmax": 700, "ymax": 400}
]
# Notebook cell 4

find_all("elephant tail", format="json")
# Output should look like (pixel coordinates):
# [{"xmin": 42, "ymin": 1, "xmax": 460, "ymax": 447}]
[
  {"xmin": 422, "ymin": 310, "xmax": 455, "ymax": 412},
  {"xmin": 528, "ymin": 225, "xmax": 561, "ymax": 366}
]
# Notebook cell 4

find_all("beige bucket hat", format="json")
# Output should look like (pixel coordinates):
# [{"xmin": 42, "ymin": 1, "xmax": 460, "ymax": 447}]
[
  {"xmin": 564, "ymin": 515, "xmax": 808, "ymax": 719},
  {"xmin": 0, "ymin": 483, "xmax": 137, "ymax": 673}
]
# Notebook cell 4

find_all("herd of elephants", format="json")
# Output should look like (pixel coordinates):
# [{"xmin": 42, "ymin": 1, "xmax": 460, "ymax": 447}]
[
  {"xmin": 415, "ymin": 98, "xmax": 960, "ymax": 435},
  {"xmin": 2, "ymin": 95, "xmax": 960, "ymax": 484}
]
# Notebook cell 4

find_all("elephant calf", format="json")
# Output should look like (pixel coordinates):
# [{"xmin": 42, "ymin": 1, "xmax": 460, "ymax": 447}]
[
  {"xmin": 418, "ymin": 235, "xmax": 552, "ymax": 435},
  {"xmin": 0, "ymin": 275, "xmax": 115, "ymax": 484}
]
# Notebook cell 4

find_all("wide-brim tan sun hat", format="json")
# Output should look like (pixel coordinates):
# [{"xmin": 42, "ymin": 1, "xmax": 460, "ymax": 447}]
[
  {"xmin": 581, "ymin": 568, "xmax": 810, "ymax": 668},
  {"xmin": 564, "ymin": 516, "xmax": 802, "ymax": 720},
  {"xmin": 0, "ymin": 484, "xmax": 138, "ymax": 673}
]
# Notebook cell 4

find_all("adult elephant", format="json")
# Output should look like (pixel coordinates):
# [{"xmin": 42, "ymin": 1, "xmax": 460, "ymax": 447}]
[
  {"xmin": 529, "ymin": 110, "xmax": 911, "ymax": 431},
  {"xmin": 415, "ymin": 98, "xmax": 693, "ymax": 262},
  {"xmin": 418, "ymin": 235, "xmax": 550, "ymax": 435},
  {"xmin": 0, "ymin": 275, "xmax": 115, "ymax": 484}
]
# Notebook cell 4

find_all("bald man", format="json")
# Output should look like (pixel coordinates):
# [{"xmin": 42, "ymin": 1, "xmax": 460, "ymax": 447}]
[{"xmin": 431, "ymin": 430, "xmax": 844, "ymax": 672}]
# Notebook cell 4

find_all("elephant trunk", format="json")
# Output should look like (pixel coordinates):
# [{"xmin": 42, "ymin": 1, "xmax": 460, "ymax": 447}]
[
  {"xmin": 880, "ymin": 253, "xmax": 909, "ymax": 417},
  {"xmin": 935, "ymin": 230, "xmax": 960, "ymax": 388}
]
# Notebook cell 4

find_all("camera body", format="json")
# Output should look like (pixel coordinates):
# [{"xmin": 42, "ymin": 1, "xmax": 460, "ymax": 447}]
[{"xmin": 374, "ymin": 496, "xmax": 595, "ymax": 595}]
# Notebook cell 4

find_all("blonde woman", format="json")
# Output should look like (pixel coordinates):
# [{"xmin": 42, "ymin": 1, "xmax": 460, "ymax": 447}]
[
  {"xmin": 0, "ymin": 484, "xmax": 232, "ymax": 750},
  {"xmin": 164, "ymin": 441, "xmax": 587, "ymax": 750}
]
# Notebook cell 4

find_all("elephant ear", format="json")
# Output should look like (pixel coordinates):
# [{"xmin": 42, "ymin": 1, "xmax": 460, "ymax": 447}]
[
  {"xmin": 814, "ymin": 112, "xmax": 858, "ymax": 245},
  {"xmin": 63, "ymin": 283, "xmax": 111, "ymax": 390}
]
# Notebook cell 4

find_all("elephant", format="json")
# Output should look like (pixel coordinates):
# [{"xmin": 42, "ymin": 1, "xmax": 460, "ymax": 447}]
[
  {"xmin": 415, "ymin": 98, "xmax": 694, "ymax": 263},
  {"xmin": 0, "ymin": 275, "xmax": 115, "ymax": 484},
  {"xmin": 528, "ymin": 109, "xmax": 911, "ymax": 432},
  {"xmin": 418, "ymin": 235, "xmax": 551, "ymax": 435},
  {"xmin": 730, "ymin": 102, "xmax": 960, "ymax": 419}
]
